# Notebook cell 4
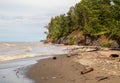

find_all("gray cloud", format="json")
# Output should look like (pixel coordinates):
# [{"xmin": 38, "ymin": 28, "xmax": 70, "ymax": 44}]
[
  {"xmin": 0, "ymin": 0, "xmax": 80, "ymax": 41},
  {"xmin": 0, "ymin": 0, "xmax": 80, "ymax": 25}
]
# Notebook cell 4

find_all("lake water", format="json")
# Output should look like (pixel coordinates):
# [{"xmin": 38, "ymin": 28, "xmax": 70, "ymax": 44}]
[
  {"xmin": 0, "ymin": 42, "xmax": 68, "ymax": 83},
  {"xmin": 0, "ymin": 42, "xmax": 67, "ymax": 61},
  {"xmin": 0, "ymin": 25, "xmax": 47, "ymax": 42}
]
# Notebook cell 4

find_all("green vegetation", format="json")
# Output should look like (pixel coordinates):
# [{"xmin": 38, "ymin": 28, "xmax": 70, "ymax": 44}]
[
  {"xmin": 101, "ymin": 41, "xmax": 110, "ymax": 48},
  {"xmin": 46, "ymin": 0, "xmax": 120, "ymax": 47}
]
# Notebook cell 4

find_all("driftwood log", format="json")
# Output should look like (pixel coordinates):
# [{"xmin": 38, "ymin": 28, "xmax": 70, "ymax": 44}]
[
  {"xmin": 81, "ymin": 67, "xmax": 94, "ymax": 74},
  {"xmin": 66, "ymin": 46, "xmax": 100, "ymax": 57}
]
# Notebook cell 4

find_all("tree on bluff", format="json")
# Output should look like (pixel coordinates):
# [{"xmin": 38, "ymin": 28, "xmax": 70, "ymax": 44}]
[{"xmin": 46, "ymin": 0, "xmax": 120, "ymax": 45}]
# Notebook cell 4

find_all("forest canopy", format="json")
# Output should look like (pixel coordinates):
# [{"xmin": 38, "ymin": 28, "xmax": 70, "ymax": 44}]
[{"xmin": 46, "ymin": 0, "xmax": 120, "ymax": 47}]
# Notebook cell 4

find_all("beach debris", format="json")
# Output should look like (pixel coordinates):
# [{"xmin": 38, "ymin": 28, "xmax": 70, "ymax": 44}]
[
  {"xmin": 110, "ymin": 48, "xmax": 120, "ymax": 51},
  {"xmin": 66, "ymin": 46, "xmax": 80, "ymax": 57},
  {"xmin": 118, "ymin": 59, "xmax": 120, "ymax": 62},
  {"xmin": 67, "ymin": 53, "xmax": 72, "ymax": 57},
  {"xmin": 16, "ymin": 70, "xmax": 19, "ymax": 78},
  {"xmin": 71, "ymin": 79, "xmax": 76, "ymax": 82},
  {"xmin": 52, "ymin": 77, "xmax": 57, "ymax": 79},
  {"xmin": 85, "ymin": 48, "xmax": 98, "ymax": 52},
  {"xmin": 66, "ymin": 46, "xmax": 100, "ymax": 57},
  {"xmin": 67, "ymin": 52, "xmax": 78, "ymax": 57},
  {"xmin": 52, "ymin": 56, "xmax": 57, "ymax": 60},
  {"xmin": 109, "ymin": 54, "xmax": 119, "ymax": 58},
  {"xmin": 95, "ymin": 76, "xmax": 108, "ymax": 82},
  {"xmin": 41, "ymin": 77, "xmax": 45, "ymax": 79},
  {"xmin": 41, "ymin": 77, "xmax": 49, "ymax": 80},
  {"xmin": 81, "ymin": 67, "xmax": 94, "ymax": 75}
]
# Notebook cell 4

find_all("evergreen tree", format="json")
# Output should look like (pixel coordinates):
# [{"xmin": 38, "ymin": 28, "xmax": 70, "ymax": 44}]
[{"xmin": 46, "ymin": 0, "xmax": 120, "ymax": 46}]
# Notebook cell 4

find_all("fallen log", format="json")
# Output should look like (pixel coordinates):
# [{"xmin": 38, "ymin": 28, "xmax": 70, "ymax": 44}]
[
  {"xmin": 109, "ymin": 54, "xmax": 119, "ymax": 58},
  {"xmin": 96, "ymin": 76, "xmax": 108, "ymax": 82},
  {"xmin": 81, "ymin": 67, "xmax": 94, "ymax": 75},
  {"xmin": 110, "ymin": 48, "xmax": 120, "ymax": 51}
]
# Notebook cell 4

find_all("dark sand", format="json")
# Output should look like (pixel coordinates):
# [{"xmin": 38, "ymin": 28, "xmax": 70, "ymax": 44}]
[
  {"xmin": 27, "ymin": 54, "xmax": 120, "ymax": 83},
  {"xmin": 27, "ymin": 55, "xmax": 87, "ymax": 83}
]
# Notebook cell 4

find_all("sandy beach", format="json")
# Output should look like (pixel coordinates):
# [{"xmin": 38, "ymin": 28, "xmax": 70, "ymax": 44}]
[
  {"xmin": 1, "ymin": 43, "xmax": 120, "ymax": 83},
  {"xmin": 27, "ymin": 49, "xmax": 120, "ymax": 83},
  {"xmin": 27, "ymin": 55, "xmax": 85, "ymax": 83}
]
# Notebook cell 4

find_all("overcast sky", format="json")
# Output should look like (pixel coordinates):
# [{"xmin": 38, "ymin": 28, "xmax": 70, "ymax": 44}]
[{"xmin": 0, "ymin": 0, "xmax": 80, "ymax": 42}]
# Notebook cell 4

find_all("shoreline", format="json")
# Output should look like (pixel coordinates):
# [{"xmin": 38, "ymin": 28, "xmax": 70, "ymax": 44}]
[
  {"xmin": 27, "ymin": 50, "xmax": 120, "ymax": 83},
  {"xmin": 0, "ymin": 42, "xmax": 68, "ymax": 83},
  {"xmin": 0, "ymin": 55, "xmax": 53, "ymax": 83}
]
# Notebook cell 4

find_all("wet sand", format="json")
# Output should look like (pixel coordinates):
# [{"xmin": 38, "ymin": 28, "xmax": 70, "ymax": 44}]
[
  {"xmin": 0, "ymin": 56, "xmax": 52, "ymax": 83},
  {"xmin": 27, "ymin": 50, "xmax": 120, "ymax": 83}
]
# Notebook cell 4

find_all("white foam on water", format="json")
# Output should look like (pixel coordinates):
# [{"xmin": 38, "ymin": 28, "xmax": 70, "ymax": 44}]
[
  {"xmin": 0, "ymin": 54, "xmax": 34, "ymax": 62},
  {"xmin": 0, "ymin": 42, "xmax": 68, "ymax": 62},
  {"xmin": 0, "ymin": 42, "xmax": 68, "ymax": 83},
  {"xmin": 0, "ymin": 52, "xmax": 60, "ymax": 62},
  {"xmin": 3, "ymin": 43, "xmax": 16, "ymax": 47},
  {"xmin": 0, "ymin": 54, "xmax": 52, "ymax": 83}
]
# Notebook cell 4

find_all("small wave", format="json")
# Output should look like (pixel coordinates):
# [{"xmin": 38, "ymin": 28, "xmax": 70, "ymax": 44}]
[
  {"xmin": 3, "ymin": 43, "xmax": 16, "ymax": 47},
  {"xmin": 0, "ymin": 54, "xmax": 34, "ymax": 62},
  {"xmin": 25, "ymin": 47, "xmax": 32, "ymax": 52}
]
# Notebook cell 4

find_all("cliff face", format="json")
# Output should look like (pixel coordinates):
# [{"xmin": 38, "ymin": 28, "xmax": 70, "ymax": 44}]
[{"xmin": 45, "ymin": 29, "xmax": 119, "ymax": 48}]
